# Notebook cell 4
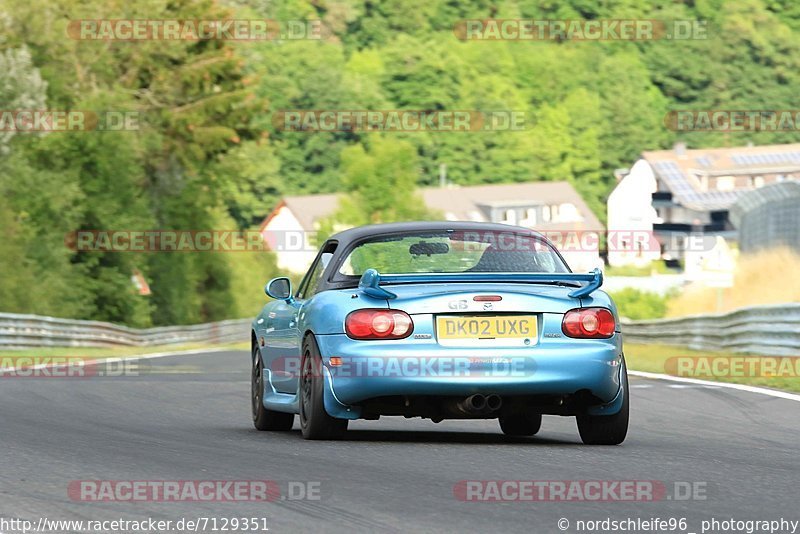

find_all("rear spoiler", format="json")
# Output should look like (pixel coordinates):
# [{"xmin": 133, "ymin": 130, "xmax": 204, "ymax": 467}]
[{"xmin": 358, "ymin": 268, "xmax": 603, "ymax": 300}]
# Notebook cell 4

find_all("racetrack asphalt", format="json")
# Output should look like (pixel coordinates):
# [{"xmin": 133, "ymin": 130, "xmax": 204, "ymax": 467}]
[{"xmin": 1, "ymin": 350, "xmax": 798, "ymax": 533}]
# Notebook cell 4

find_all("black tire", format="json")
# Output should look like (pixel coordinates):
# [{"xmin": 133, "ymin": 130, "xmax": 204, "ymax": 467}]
[
  {"xmin": 252, "ymin": 345, "xmax": 294, "ymax": 431},
  {"xmin": 499, "ymin": 413, "xmax": 542, "ymax": 436},
  {"xmin": 576, "ymin": 366, "xmax": 629, "ymax": 445},
  {"xmin": 299, "ymin": 335, "xmax": 348, "ymax": 440}
]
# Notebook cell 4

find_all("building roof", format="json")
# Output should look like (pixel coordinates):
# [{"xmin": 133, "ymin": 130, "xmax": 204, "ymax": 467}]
[
  {"xmin": 269, "ymin": 181, "xmax": 602, "ymax": 232},
  {"xmin": 281, "ymin": 193, "xmax": 339, "ymax": 233},
  {"xmin": 642, "ymin": 143, "xmax": 800, "ymax": 211}
]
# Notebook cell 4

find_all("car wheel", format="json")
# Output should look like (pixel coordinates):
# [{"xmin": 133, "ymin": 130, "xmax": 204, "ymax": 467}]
[
  {"xmin": 299, "ymin": 335, "xmax": 348, "ymax": 440},
  {"xmin": 252, "ymin": 345, "xmax": 294, "ymax": 431},
  {"xmin": 576, "ymin": 366, "xmax": 629, "ymax": 445},
  {"xmin": 499, "ymin": 413, "xmax": 542, "ymax": 436}
]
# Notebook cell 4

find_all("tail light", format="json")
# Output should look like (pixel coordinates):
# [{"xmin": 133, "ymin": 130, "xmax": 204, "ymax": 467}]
[
  {"xmin": 561, "ymin": 308, "xmax": 616, "ymax": 339},
  {"xmin": 345, "ymin": 309, "xmax": 414, "ymax": 340}
]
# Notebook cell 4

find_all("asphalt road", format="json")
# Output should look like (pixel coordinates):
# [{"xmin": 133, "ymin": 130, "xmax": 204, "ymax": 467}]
[{"xmin": 2, "ymin": 350, "xmax": 798, "ymax": 534}]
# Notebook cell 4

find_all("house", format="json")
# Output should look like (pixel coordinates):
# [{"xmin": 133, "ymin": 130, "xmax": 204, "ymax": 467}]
[
  {"xmin": 608, "ymin": 142, "xmax": 800, "ymax": 270},
  {"xmin": 260, "ymin": 181, "xmax": 604, "ymax": 274}
]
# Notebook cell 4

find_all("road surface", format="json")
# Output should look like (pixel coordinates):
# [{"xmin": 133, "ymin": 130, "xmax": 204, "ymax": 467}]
[{"xmin": 1, "ymin": 350, "xmax": 797, "ymax": 533}]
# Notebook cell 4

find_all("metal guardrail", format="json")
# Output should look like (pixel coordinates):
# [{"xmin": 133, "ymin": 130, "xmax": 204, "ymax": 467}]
[
  {"xmin": 2, "ymin": 304, "xmax": 798, "ymax": 355},
  {"xmin": 621, "ymin": 303, "xmax": 800, "ymax": 356},
  {"xmin": 0, "ymin": 312, "xmax": 251, "ymax": 349}
]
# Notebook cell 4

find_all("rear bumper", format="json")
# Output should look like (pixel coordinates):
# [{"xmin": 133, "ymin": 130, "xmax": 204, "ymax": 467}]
[{"xmin": 315, "ymin": 332, "xmax": 624, "ymax": 419}]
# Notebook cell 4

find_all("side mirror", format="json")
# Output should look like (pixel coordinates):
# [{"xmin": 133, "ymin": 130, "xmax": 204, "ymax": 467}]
[{"xmin": 265, "ymin": 277, "xmax": 292, "ymax": 300}]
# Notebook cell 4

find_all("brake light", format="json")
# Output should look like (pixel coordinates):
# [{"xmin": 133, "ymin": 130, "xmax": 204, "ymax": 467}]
[
  {"xmin": 345, "ymin": 309, "xmax": 414, "ymax": 340},
  {"xmin": 473, "ymin": 295, "xmax": 502, "ymax": 302},
  {"xmin": 561, "ymin": 308, "xmax": 615, "ymax": 339}
]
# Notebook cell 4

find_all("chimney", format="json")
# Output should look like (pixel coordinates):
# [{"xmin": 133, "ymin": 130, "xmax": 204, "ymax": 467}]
[{"xmin": 674, "ymin": 142, "xmax": 687, "ymax": 158}]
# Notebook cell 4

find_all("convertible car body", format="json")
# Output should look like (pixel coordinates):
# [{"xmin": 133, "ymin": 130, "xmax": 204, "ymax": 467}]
[{"xmin": 251, "ymin": 221, "xmax": 628, "ymax": 444}]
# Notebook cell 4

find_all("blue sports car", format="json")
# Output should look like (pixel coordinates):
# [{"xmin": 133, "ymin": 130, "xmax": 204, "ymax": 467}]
[{"xmin": 251, "ymin": 221, "xmax": 628, "ymax": 444}]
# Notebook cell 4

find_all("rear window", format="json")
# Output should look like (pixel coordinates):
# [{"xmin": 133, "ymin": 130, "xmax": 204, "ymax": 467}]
[{"xmin": 337, "ymin": 230, "xmax": 568, "ymax": 276}]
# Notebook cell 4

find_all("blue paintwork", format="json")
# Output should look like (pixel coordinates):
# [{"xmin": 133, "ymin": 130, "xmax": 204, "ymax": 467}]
[
  {"xmin": 251, "ymin": 222, "xmax": 625, "ymax": 422},
  {"xmin": 567, "ymin": 268, "xmax": 603, "ymax": 298},
  {"xmin": 314, "ymin": 322, "xmax": 622, "ymax": 405},
  {"xmin": 358, "ymin": 269, "xmax": 398, "ymax": 300},
  {"xmin": 252, "ymin": 277, "xmax": 625, "ymax": 419}
]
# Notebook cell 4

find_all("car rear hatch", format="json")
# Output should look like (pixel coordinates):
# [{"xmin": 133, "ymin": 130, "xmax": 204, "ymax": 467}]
[{"xmin": 386, "ymin": 283, "xmax": 580, "ymax": 348}]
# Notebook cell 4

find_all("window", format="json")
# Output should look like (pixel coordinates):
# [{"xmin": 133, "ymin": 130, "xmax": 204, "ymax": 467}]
[
  {"xmin": 522, "ymin": 208, "xmax": 537, "ymax": 226},
  {"xmin": 558, "ymin": 203, "xmax": 580, "ymax": 222},
  {"xmin": 296, "ymin": 245, "xmax": 336, "ymax": 299},
  {"xmin": 337, "ymin": 231, "xmax": 568, "ymax": 277},
  {"xmin": 716, "ymin": 176, "xmax": 735, "ymax": 191}
]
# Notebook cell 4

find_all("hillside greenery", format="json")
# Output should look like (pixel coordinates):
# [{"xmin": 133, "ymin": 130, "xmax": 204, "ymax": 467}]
[{"xmin": 2, "ymin": 0, "xmax": 799, "ymax": 325}]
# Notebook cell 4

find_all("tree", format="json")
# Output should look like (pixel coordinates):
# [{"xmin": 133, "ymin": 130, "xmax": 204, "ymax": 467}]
[{"xmin": 318, "ymin": 135, "xmax": 436, "ymax": 238}]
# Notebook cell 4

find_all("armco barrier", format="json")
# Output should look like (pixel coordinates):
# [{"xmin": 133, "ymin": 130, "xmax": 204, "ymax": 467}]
[
  {"xmin": 621, "ymin": 303, "xmax": 800, "ymax": 356},
  {"xmin": 0, "ymin": 312, "xmax": 251, "ymax": 349},
  {"xmin": 1, "ymin": 304, "xmax": 798, "ymax": 355}
]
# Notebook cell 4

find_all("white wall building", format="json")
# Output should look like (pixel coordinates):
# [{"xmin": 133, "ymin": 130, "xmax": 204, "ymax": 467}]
[{"xmin": 607, "ymin": 142, "xmax": 800, "ymax": 269}]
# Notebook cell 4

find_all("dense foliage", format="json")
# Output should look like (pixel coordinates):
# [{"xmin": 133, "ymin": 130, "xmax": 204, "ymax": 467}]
[
  {"xmin": 2, "ymin": 0, "xmax": 800, "ymax": 324},
  {"xmin": 609, "ymin": 288, "xmax": 670, "ymax": 320}
]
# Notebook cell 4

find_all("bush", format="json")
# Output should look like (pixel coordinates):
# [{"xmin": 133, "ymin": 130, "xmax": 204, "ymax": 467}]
[{"xmin": 609, "ymin": 288, "xmax": 669, "ymax": 320}]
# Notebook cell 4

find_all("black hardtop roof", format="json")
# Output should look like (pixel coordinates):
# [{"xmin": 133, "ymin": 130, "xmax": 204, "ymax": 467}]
[{"xmin": 327, "ymin": 221, "xmax": 546, "ymax": 247}]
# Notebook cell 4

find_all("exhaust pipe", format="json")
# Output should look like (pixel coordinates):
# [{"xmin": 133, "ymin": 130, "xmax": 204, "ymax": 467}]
[
  {"xmin": 485, "ymin": 394, "xmax": 503, "ymax": 411},
  {"xmin": 457, "ymin": 394, "xmax": 487, "ymax": 415}
]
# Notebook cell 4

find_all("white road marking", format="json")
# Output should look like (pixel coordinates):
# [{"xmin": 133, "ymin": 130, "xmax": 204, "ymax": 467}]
[
  {"xmin": 667, "ymin": 384, "xmax": 722, "ymax": 389},
  {"xmin": 629, "ymin": 370, "xmax": 800, "ymax": 403},
  {"xmin": 631, "ymin": 383, "xmax": 721, "ymax": 390}
]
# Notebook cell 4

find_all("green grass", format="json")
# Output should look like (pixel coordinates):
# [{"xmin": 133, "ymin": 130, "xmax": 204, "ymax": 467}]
[
  {"xmin": 0, "ymin": 341, "xmax": 249, "ymax": 367},
  {"xmin": 626, "ymin": 343, "xmax": 800, "ymax": 393}
]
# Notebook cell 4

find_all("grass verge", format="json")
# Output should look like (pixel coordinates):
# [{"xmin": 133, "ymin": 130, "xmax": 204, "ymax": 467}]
[{"xmin": 625, "ymin": 343, "xmax": 800, "ymax": 393}]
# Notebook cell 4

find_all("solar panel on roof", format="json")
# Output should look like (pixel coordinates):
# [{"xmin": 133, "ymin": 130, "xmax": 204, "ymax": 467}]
[
  {"xmin": 651, "ymin": 160, "xmax": 750, "ymax": 210},
  {"xmin": 731, "ymin": 152, "xmax": 800, "ymax": 166}
]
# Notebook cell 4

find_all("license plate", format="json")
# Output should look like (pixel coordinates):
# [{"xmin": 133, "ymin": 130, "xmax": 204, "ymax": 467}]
[{"xmin": 436, "ymin": 315, "xmax": 538, "ymax": 340}]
